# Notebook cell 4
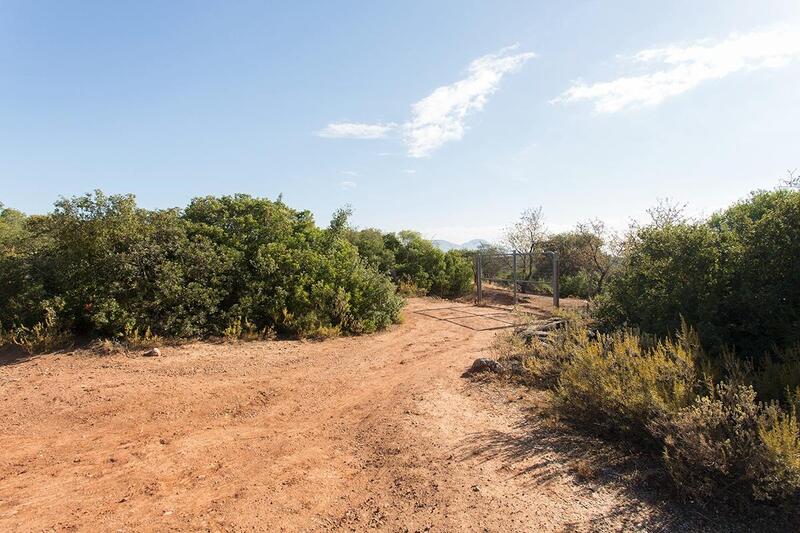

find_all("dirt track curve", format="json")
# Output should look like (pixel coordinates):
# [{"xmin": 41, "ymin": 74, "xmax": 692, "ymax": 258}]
[{"xmin": 1, "ymin": 298, "xmax": 705, "ymax": 532}]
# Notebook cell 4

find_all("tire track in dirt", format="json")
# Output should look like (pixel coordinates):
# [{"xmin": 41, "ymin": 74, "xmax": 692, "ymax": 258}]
[{"xmin": 0, "ymin": 298, "xmax": 708, "ymax": 531}]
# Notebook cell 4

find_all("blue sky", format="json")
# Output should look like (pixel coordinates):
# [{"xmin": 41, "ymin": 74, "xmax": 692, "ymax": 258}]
[{"xmin": 2, "ymin": 1, "xmax": 799, "ymax": 242}]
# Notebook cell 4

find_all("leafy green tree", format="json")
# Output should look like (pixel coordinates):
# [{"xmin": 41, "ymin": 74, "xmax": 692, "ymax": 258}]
[
  {"xmin": 0, "ymin": 203, "xmax": 27, "ymax": 254},
  {"xmin": 710, "ymin": 189, "xmax": 800, "ymax": 356},
  {"xmin": 0, "ymin": 192, "xmax": 404, "ymax": 342},
  {"xmin": 345, "ymin": 228, "xmax": 396, "ymax": 275},
  {"xmin": 595, "ymin": 222, "xmax": 724, "ymax": 345},
  {"xmin": 596, "ymin": 188, "xmax": 800, "ymax": 358},
  {"xmin": 347, "ymin": 229, "xmax": 474, "ymax": 299}
]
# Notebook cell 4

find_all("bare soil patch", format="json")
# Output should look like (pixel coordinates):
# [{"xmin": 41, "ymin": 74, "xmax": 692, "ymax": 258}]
[
  {"xmin": 476, "ymin": 284, "xmax": 588, "ymax": 313},
  {"xmin": 1, "ymin": 298, "xmax": 720, "ymax": 531}
]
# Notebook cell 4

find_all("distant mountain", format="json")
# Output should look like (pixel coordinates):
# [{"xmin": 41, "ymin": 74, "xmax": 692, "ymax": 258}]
[
  {"xmin": 431, "ymin": 239, "xmax": 489, "ymax": 251},
  {"xmin": 461, "ymin": 239, "xmax": 489, "ymax": 250},
  {"xmin": 431, "ymin": 239, "xmax": 460, "ymax": 251}
]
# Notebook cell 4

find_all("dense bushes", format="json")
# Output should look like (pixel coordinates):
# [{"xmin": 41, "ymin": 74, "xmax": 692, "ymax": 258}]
[
  {"xmin": 558, "ymin": 272, "xmax": 592, "ymax": 300},
  {"xmin": 593, "ymin": 222, "xmax": 723, "ymax": 344},
  {"xmin": 556, "ymin": 326, "xmax": 699, "ymax": 442},
  {"xmin": 0, "ymin": 192, "xmax": 404, "ymax": 344},
  {"xmin": 496, "ymin": 187, "xmax": 800, "ymax": 512},
  {"xmin": 347, "ymin": 229, "xmax": 473, "ymax": 299},
  {"xmin": 655, "ymin": 382, "xmax": 800, "ymax": 505},
  {"xmin": 0, "ymin": 191, "xmax": 475, "ymax": 348},
  {"xmin": 595, "ymin": 189, "xmax": 800, "ymax": 359},
  {"xmin": 542, "ymin": 225, "xmax": 615, "ymax": 298},
  {"xmin": 503, "ymin": 322, "xmax": 800, "ymax": 508}
]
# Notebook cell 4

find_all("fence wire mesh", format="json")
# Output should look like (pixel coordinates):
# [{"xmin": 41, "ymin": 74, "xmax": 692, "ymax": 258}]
[{"xmin": 475, "ymin": 251, "xmax": 559, "ymax": 307}]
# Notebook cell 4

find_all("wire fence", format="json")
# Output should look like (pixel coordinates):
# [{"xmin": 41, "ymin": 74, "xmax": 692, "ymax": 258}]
[{"xmin": 475, "ymin": 251, "xmax": 560, "ymax": 307}]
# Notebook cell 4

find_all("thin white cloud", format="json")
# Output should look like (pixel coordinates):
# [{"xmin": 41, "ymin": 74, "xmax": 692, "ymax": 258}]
[
  {"xmin": 403, "ymin": 169, "xmax": 416, "ymax": 174},
  {"xmin": 317, "ymin": 46, "xmax": 535, "ymax": 157},
  {"xmin": 404, "ymin": 46, "xmax": 536, "ymax": 157},
  {"xmin": 317, "ymin": 122, "xmax": 396, "ymax": 139},
  {"xmin": 553, "ymin": 26, "xmax": 800, "ymax": 113},
  {"xmin": 339, "ymin": 180, "xmax": 357, "ymax": 190},
  {"xmin": 340, "ymin": 170, "xmax": 359, "ymax": 177}
]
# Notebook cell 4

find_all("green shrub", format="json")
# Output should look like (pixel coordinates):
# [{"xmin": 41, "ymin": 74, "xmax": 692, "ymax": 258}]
[
  {"xmin": 438, "ymin": 250, "xmax": 474, "ymax": 298},
  {"xmin": 758, "ymin": 405, "xmax": 800, "ymax": 502},
  {"xmin": 541, "ymin": 226, "xmax": 614, "ymax": 297},
  {"xmin": 223, "ymin": 316, "xmax": 276, "ymax": 342},
  {"xmin": 594, "ymin": 222, "xmax": 724, "ymax": 346},
  {"xmin": 750, "ymin": 343, "xmax": 800, "ymax": 405},
  {"xmin": 0, "ymin": 191, "xmax": 404, "ymax": 348},
  {"xmin": 711, "ymin": 189, "xmax": 800, "ymax": 357},
  {"xmin": 396, "ymin": 277, "xmax": 426, "ymax": 297},
  {"xmin": 595, "ymin": 189, "xmax": 800, "ymax": 360},
  {"xmin": 556, "ymin": 325, "xmax": 700, "ymax": 441},
  {"xmin": 503, "ymin": 313, "xmax": 800, "ymax": 509},
  {"xmin": 559, "ymin": 272, "xmax": 591, "ymax": 298},
  {"xmin": 654, "ymin": 382, "xmax": 800, "ymax": 505},
  {"xmin": 8, "ymin": 302, "xmax": 71, "ymax": 354},
  {"xmin": 347, "ymin": 229, "xmax": 474, "ymax": 299},
  {"xmin": 506, "ymin": 325, "xmax": 582, "ymax": 386},
  {"xmin": 345, "ymin": 228, "xmax": 396, "ymax": 275}
]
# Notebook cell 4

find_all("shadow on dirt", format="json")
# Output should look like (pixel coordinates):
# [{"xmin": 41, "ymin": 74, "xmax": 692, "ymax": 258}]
[
  {"xmin": 456, "ymin": 406, "xmax": 792, "ymax": 533},
  {"xmin": 474, "ymin": 285, "xmax": 588, "ymax": 312},
  {"xmin": 0, "ymin": 345, "xmax": 34, "ymax": 367}
]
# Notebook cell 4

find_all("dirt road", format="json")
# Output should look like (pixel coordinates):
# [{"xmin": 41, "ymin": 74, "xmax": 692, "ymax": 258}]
[{"xmin": 1, "ymin": 299, "xmax": 703, "ymax": 531}]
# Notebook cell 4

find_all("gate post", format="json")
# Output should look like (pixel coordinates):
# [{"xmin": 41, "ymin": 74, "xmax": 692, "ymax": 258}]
[
  {"xmin": 476, "ymin": 254, "xmax": 483, "ymax": 305},
  {"xmin": 512, "ymin": 251, "xmax": 518, "ymax": 305},
  {"xmin": 552, "ymin": 251, "xmax": 560, "ymax": 308}
]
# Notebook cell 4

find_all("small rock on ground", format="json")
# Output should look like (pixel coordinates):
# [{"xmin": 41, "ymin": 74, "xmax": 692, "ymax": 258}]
[{"xmin": 465, "ymin": 358, "xmax": 502, "ymax": 374}]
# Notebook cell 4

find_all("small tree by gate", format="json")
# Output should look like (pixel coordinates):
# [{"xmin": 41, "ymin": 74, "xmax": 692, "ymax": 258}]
[{"xmin": 474, "ymin": 251, "xmax": 560, "ymax": 308}]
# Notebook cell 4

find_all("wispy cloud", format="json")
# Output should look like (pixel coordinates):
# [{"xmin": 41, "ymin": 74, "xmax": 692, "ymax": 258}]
[
  {"xmin": 340, "ymin": 170, "xmax": 359, "ymax": 177},
  {"xmin": 553, "ymin": 26, "xmax": 800, "ymax": 113},
  {"xmin": 317, "ymin": 122, "xmax": 396, "ymax": 139},
  {"xmin": 339, "ymin": 180, "xmax": 357, "ymax": 190},
  {"xmin": 318, "ymin": 46, "xmax": 535, "ymax": 157},
  {"xmin": 404, "ymin": 46, "xmax": 536, "ymax": 157}
]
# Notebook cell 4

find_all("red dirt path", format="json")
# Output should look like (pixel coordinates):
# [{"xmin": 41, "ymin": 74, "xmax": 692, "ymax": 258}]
[{"xmin": 1, "ymin": 298, "xmax": 705, "ymax": 531}]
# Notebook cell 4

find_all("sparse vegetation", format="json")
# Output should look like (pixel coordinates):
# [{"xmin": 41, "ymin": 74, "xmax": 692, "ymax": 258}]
[
  {"xmin": 488, "ymin": 209, "xmax": 619, "ymax": 299},
  {"xmin": 655, "ymin": 382, "xmax": 800, "ymax": 506},
  {"xmin": 556, "ymin": 324, "xmax": 700, "ymax": 443},
  {"xmin": 501, "ymin": 318, "xmax": 800, "ymax": 509},
  {"xmin": 498, "ymin": 185, "xmax": 800, "ymax": 515}
]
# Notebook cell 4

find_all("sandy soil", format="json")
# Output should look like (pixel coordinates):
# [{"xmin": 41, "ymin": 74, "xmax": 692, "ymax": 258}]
[{"xmin": 1, "ymin": 298, "xmax": 712, "ymax": 532}]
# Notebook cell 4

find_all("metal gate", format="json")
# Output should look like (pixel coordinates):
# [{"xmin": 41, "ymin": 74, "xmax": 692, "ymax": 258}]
[{"xmin": 474, "ymin": 251, "xmax": 560, "ymax": 307}]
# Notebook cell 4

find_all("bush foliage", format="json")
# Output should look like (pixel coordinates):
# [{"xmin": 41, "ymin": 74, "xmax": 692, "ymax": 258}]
[
  {"xmin": 0, "ymin": 192, "xmax": 413, "ymax": 342},
  {"xmin": 346, "ymin": 229, "xmax": 473, "ymax": 299},
  {"xmin": 502, "ymin": 319, "xmax": 800, "ymax": 508},
  {"xmin": 654, "ymin": 382, "xmax": 800, "ymax": 506},
  {"xmin": 501, "ymin": 185, "xmax": 800, "ymax": 511},
  {"xmin": 595, "ymin": 188, "xmax": 800, "ymax": 359},
  {"xmin": 556, "ymin": 325, "xmax": 700, "ymax": 442}
]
